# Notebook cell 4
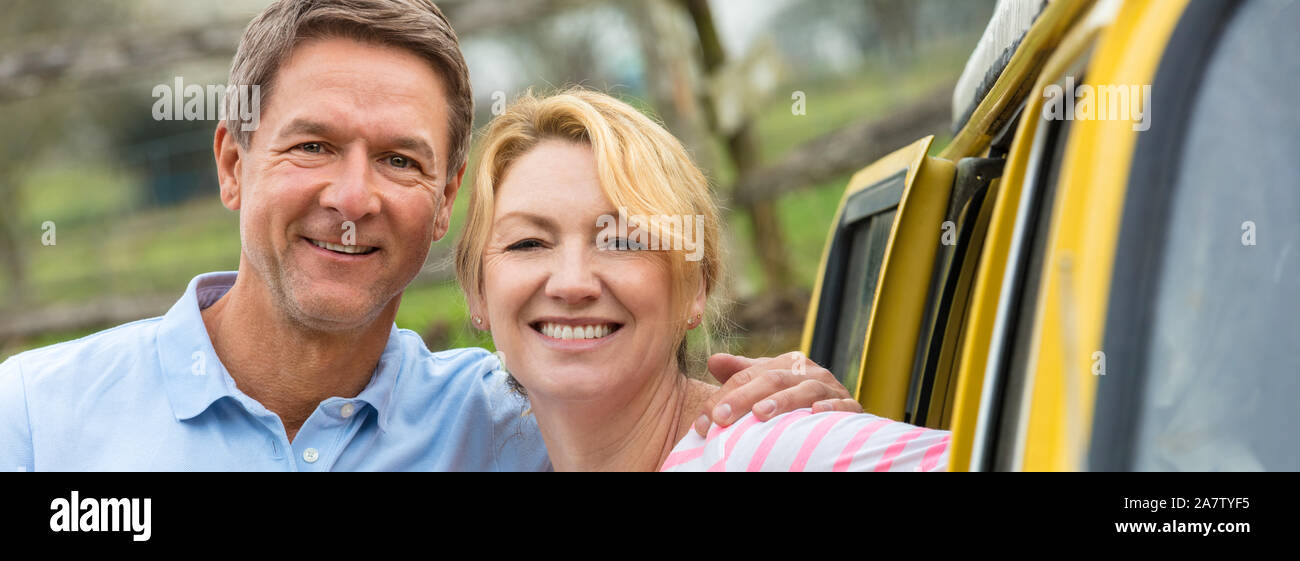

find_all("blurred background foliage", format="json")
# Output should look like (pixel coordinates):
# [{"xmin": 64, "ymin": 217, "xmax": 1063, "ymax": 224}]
[{"xmin": 0, "ymin": 0, "xmax": 997, "ymax": 368}]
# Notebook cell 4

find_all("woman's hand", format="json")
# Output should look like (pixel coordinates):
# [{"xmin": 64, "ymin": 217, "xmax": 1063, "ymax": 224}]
[{"xmin": 695, "ymin": 351, "xmax": 862, "ymax": 436}]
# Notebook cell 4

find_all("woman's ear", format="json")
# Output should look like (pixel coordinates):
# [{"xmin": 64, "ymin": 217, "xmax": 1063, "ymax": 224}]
[
  {"xmin": 468, "ymin": 290, "xmax": 490, "ymax": 331},
  {"xmin": 687, "ymin": 270, "xmax": 707, "ymax": 330},
  {"xmin": 213, "ymin": 123, "xmax": 243, "ymax": 211}
]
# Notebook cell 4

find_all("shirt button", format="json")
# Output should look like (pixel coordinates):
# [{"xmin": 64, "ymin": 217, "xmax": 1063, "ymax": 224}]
[
  {"xmin": 341, "ymin": 403, "xmax": 356, "ymax": 419},
  {"xmin": 303, "ymin": 448, "xmax": 319, "ymax": 463}
]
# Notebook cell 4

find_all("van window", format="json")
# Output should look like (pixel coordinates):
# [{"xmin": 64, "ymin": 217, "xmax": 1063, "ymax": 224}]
[
  {"xmin": 1093, "ymin": 0, "xmax": 1300, "ymax": 471},
  {"xmin": 1128, "ymin": 0, "xmax": 1300, "ymax": 471}
]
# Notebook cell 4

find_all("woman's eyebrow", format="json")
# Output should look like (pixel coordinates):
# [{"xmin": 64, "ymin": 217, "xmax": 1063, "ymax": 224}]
[{"xmin": 495, "ymin": 210, "xmax": 557, "ymax": 231}]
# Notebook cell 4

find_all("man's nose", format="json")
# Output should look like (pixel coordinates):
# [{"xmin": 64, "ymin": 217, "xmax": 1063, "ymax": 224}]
[
  {"xmin": 319, "ymin": 148, "xmax": 382, "ymax": 221},
  {"xmin": 544, "ymin": 244, "xmax": 602, "ymax": 304}
]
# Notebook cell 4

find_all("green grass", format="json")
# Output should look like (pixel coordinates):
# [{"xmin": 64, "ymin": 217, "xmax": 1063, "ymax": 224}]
[
  {"xmin": 393, "ymin": 281, "xmax": 495, "ymax": 351},
  {"xmin": 18, "ymin": 165, "xmax": 141, "ymax": 232},
  {"xmin": 21, "ymin": 197, "xmax": 241, "ymax": 305}
]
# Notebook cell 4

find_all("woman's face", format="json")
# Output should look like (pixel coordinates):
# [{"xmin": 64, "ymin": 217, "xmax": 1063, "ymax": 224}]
[{"xmin": 478, "ymin": 139, "xmax": 683, "ymax": 403}]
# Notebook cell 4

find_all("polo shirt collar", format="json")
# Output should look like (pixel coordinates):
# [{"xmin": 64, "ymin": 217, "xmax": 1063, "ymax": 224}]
[
  {"xmin": 157, "ymin": 272, "xmax": 403, "ymax": 431},
  {"xmin": 351, "ymin": 325, "xmax": 403, "ymax": 432}
]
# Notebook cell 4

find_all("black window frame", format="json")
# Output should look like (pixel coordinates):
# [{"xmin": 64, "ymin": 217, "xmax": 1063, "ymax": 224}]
[
  {"xmin": 808, "ymin": 170, "xmax": 907, "ymax": 392},
  {"xmin": 905, "ymin": 156, "xmax": 1004, "ymax": 427}
]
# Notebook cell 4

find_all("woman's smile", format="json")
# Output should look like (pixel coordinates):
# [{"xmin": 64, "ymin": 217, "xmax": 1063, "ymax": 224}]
[{"xmin": 528, "ymin": 317, "xmax": 624, "ymax": 350}]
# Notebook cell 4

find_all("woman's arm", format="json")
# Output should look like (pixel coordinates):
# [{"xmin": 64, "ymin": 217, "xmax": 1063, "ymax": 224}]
[{"xmin": 663, "ymin": 409, "xmax": 951, "ymax": 472}]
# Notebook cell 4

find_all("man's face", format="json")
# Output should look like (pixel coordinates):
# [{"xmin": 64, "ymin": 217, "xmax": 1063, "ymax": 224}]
[{"xmin": 223, "ymin": 37, "xmax": 462, "ymax": 330}]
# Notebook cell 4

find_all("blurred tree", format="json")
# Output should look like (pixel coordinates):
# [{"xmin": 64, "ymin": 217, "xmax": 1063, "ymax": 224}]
[
  {"xmin": 504, "ymin": 10, "xmax": 609, "ymax": 89},
  {"xmin": 733, "ymin": 0, "xmax": 1001, "ymax": 205},
  {"xmin": 627, "ymin": 0, "xmax": 716, "ymax": 177},
  {"xmin": 765, "ymin": 0, "xmax": 997, "ymax": 81},
  {"xmin": 0, "ymin": 0, "xmax": 128, "ymax": 308},
  {"xmin": 866, "ymin": 0, "xmax": 919, "ymax": 63},
  {"xmin": 679, "ymin": 0, "xmax": 798, "ymax": 300},
  {"xmin": 0, "ymin": 0, "xmax": 130, "ymax": 38},
  {"xmin": 439, "ymin": 0, "xmax": 600, "ymax": 33}
]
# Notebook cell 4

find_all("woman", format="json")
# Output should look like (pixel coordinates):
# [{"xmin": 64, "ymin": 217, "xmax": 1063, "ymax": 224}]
[{"xmin": 455, "ymin": 88, "xmax": 951, "ymax": 471}]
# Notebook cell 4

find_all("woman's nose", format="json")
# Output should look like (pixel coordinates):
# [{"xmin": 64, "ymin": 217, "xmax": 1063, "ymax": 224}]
[
  {"xmin": 319, "ymin": 149, "xmax": 382, "ymax": 222},
  {"xmin": 544, "ymin": 245, "xmax": 602, "ymax": 304}
]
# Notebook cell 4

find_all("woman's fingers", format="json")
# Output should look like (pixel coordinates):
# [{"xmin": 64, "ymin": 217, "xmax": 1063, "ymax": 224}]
[
  {"xmin": 695, "ymin": 356, "xmax": 773, "ymax": 434},
  {"xmin": 705, "ymin": 353, "xmax": 762, "ymax": 384},
  {"xmin": 788, "ymin": 354, "xmax": 853, "ymax": 402},
  {"xmin": 750, "ymin": 376, "xmax": 845, "ymax": 421},
  {"xmin": 811, "ymin": 398, "xmax": 864, "ymax": 414},
  {"xmin": 696, "ymin": 351, "xmax": 855, "ymax": 436}
]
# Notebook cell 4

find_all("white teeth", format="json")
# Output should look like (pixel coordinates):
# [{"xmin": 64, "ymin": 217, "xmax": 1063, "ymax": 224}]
[
  {"xmin": 310, "ymin": 239, "xmax": 374, "ymax": 255},
  {"xmin": 537, "ymin": 322, "xmax": 617, "ymax": 340}
]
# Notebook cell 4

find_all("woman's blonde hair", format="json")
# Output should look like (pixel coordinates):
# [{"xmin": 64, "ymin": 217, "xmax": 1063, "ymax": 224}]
[{"xmin": 455, "ymin": 87, "xmax": 724, "ymax": 373}]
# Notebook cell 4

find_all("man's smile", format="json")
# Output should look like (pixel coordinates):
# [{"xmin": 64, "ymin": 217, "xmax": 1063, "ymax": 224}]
[{"xmin": 302, "ymin": 236, "xmax": 380, "ymax": 256}]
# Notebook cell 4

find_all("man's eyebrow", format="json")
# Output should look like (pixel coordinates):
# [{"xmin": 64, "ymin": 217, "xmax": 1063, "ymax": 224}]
[
  {"xmin": 278, "ymin": 118, "xmax": 335, "ymax": 140},
  {"xmin": 388, "ymin": 135, "xmax": 438, "ymax": 169}
]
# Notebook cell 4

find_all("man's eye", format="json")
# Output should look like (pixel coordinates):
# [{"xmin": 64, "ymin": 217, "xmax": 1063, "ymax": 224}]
[
  {"xmin": 506, "ymin": 239, "xmax": 543, "ymax": 251},
  {"xmin": 298, "ymin": 142, "xmax": 323, "ymax": 154},
  {"xmin": 387, "ymin": 155, "xmax": 418, "ymax": 170}
]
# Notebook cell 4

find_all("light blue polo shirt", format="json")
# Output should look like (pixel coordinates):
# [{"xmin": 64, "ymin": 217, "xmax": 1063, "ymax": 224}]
[{"xmin": 0, "ymin": 272, "xmax": 550, "ymax": 471}]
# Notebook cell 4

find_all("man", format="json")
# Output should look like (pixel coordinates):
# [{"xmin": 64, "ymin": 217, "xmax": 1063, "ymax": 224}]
[{"xmin": 0, "ymin": 0, "xmax": 856, "ymax": 471}]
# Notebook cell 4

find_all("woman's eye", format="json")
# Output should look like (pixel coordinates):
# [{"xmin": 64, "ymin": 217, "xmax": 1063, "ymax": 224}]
[
  {"xmin": 506, "ymin": 239, "xmax": 544, "ymax": 251},
  {"xmin": 604, "ymin": 237, "xmax": 644, "ymax": 251}
]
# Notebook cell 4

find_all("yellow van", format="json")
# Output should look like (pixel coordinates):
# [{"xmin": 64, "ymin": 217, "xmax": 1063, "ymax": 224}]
[{"xmin": 800, "ymin": 0, "xmax": 1299, "ymax": 471}]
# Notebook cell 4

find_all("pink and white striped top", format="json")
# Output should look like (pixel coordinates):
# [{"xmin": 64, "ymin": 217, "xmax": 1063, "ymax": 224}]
[{"xmin": 660, "ymin": 409, "xmax": 951, "ymax": 472}]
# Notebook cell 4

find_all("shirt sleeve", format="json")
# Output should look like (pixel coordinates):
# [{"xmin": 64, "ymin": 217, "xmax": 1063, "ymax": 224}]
[
  {"xmin": 0, "ymin": 356, "xmax": 35, "ymax": 472},
  {"xmin": 662, "ymin": 409, "xmax": 951, "ymax": 472}
]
